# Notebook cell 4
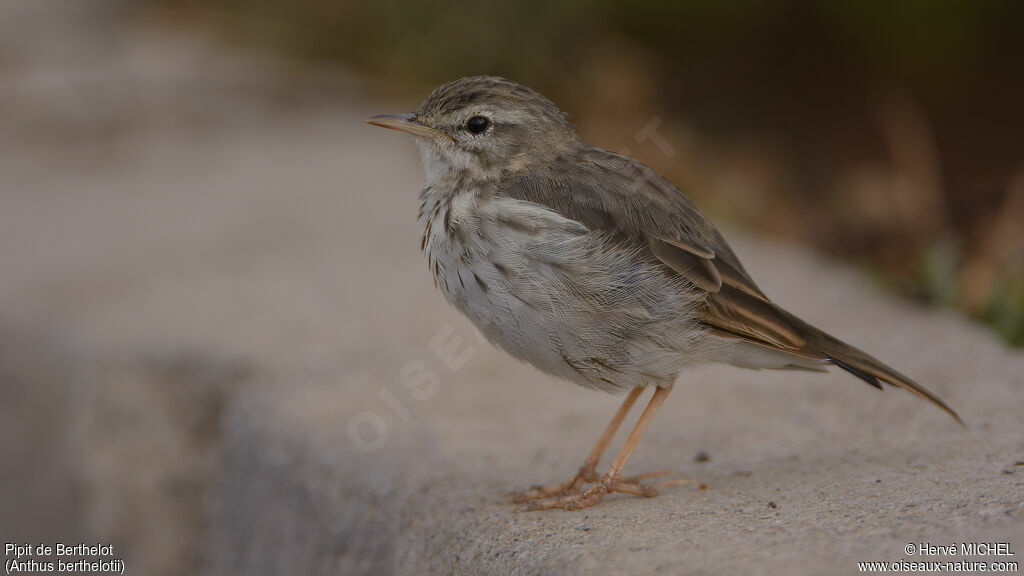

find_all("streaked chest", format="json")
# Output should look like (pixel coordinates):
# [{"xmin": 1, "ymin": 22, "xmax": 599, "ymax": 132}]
[{"xmin": 418, "ymin": 185, "xmax": 484, "ymax": 301}]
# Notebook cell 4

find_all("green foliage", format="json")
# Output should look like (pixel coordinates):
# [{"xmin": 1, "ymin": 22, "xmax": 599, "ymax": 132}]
[
  {"xmin": 983, "ymin": 272, "xmax": 1024, "ymax": 347},
  {"xmin": 916, "ymin": 240, "xmax": 960, "ymax": 308}
]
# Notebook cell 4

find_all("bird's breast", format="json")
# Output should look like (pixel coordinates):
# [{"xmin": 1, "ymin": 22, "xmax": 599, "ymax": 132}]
[{"xmin": 417, "ymin": 187, "xmax": 707, "ymax": 391}]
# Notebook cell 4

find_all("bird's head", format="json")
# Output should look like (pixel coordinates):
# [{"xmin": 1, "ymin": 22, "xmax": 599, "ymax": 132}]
[{"xmin": 366, "ymin": 76, "xmax": 578, "ymax": 183}]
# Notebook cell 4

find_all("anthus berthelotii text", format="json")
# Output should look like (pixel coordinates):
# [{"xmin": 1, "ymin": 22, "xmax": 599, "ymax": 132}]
[{"xmin": 366, "ymin": 76, "xmax": 960, "ymax": 511}]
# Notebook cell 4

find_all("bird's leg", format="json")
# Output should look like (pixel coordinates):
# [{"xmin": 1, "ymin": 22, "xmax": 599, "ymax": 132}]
[
  {"xmin": 508, "ymin": 387, "xmax": 644, "ymax": 503},
  {"xmin": 525, "ymin": 386, "xmax": 671, "ymax": 511}
]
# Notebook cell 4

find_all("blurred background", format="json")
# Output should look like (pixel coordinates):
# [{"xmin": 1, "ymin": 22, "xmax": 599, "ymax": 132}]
[
  {"xmin": 146, "ymin": 0, "xmax": 1024, "ymax": 345},
  {"xmin": 1, "ymin": 1, "xmax": 1022, "ymax": 575},
  {"xmin": 3, "ymin": 0, "xmax": 1022, "ymax": 342}
]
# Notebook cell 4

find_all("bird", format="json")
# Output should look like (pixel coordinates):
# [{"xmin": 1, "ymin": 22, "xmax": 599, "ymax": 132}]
[{"xmin": 365, "ymin": 75, "xmax": 961, "ymax": 511}]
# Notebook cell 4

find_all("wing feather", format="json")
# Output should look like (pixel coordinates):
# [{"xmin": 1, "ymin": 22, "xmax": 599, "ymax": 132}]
[{"xmin": 492, "ymin": 144, "xmax": 960, "ymax": 422}]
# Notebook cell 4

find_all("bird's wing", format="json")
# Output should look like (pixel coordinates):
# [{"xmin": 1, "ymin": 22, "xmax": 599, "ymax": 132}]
[
  {"xmin": 494, "ymin": 145, "xmax": 962, "ymax": 423},
  {"xmin": 495, "ymin": 145, "xmax": 806, "ymax": 351}
]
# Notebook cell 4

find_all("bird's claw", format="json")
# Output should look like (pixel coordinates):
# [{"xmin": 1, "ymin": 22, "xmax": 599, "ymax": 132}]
[
  {"xmin": 505, "ymin": 465, "xmax": 599, "ymax": 503},
  {"xmin": 520, "ymin": 476, "xmax": 655, "ymax": 511}
]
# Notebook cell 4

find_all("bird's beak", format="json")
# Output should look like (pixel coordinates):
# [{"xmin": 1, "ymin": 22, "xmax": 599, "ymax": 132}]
[{"xmin": 364, "ymin": 113, "xmax": 451, "ymax": 141}]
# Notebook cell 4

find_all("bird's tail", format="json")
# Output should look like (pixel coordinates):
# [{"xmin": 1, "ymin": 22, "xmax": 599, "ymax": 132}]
[{"xmin": 790, "ymin": 313, "xmax": 963, "ymax": 425}]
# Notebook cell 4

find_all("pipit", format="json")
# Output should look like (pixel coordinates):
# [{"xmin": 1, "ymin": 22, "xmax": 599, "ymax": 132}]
[{"xmin": 366, "ymin": 76, "xmax": 961, "ymax": 511}]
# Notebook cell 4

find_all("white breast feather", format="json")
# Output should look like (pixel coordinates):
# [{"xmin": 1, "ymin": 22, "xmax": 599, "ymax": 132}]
[{"xmin": 419, "ymin": 186, "xmax": 715, "ymax": 392}]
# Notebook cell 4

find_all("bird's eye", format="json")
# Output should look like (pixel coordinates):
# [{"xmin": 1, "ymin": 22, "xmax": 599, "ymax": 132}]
[{"xmin": 465, "ymin": 116, "xmax": 490, "ymax": 135}]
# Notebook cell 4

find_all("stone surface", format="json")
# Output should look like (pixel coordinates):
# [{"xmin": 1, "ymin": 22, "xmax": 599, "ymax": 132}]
[
  {"xmin": 1, "ymin": 4, "xmax": 1021, "ymax": 575},
  {"xmin": 207, "ymin": 243, "xmax": 1024, "ymax": 576}
]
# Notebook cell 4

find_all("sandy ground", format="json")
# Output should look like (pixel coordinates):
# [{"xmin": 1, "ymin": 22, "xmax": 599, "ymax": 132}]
[{"xmin": 1, "ymin": 4, "xmax": 1021, "ymax": 575}]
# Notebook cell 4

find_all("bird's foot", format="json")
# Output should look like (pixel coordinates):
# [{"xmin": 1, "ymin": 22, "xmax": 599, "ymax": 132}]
[
  {"xmin": 518, "ymin": 471, "xmax": 674, "ymax": 511},
  {"xmin": 505, "ymin": 465, "xmax": 600, "ymax": 503}
]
